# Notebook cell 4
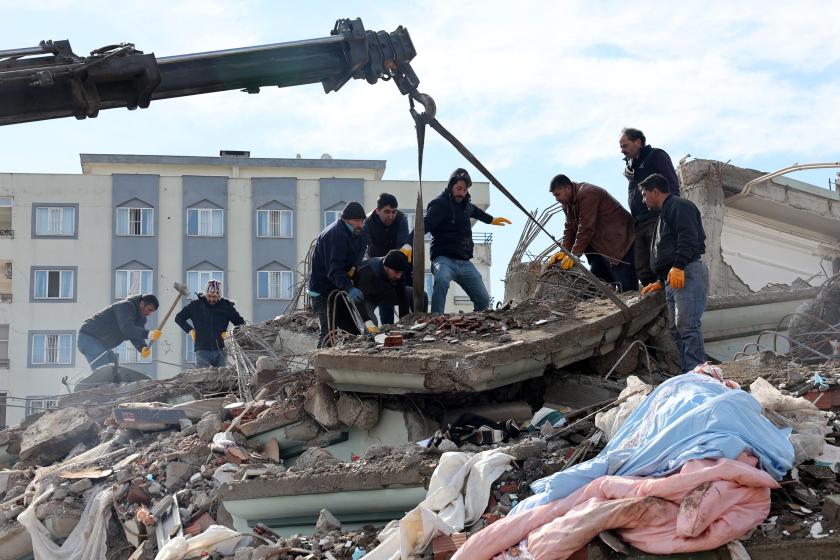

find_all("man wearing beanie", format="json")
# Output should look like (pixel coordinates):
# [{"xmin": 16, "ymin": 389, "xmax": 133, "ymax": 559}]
[
  {"xmin": 308, "ymin": 201, "xmax": 369, "ymax": 346},
  {"xmin": 352, "ymin": 249, "xmax": 411, "ymax": 334},
  {"xmin": 175, "ymin": 279, "xmax": 245, "ymax": 368},
  {"xmin": 425, "ymin": 167, "xmax": 511, "ymax": 313}
]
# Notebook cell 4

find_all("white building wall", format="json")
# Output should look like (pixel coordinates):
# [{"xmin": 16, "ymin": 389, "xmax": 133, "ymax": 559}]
[{"xmin": 0, "ymin": 156, "xmax": 494, "ymax": 427}]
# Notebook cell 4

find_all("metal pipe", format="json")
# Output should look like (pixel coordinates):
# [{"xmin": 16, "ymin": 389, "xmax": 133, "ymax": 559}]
[
  {"xmin": 728, "ymin": 162, "xmax": 840, "ymax": 204},
  {"xmin": 0, "ymin": 45, "xmax": 50, "ymax": 58}
]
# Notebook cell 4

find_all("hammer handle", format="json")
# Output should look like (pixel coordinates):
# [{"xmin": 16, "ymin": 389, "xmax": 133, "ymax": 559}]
[{"xmin": 152, "ymin": 292, "xmax": 184, "ymax": 343}]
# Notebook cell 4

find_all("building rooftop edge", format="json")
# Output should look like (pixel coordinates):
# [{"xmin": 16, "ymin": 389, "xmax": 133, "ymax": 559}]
[{"xmin": 79, "ymin": 153, "xmax": 387, "ymax": 170}]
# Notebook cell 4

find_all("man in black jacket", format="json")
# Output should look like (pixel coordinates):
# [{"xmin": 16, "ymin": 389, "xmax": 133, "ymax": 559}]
[
  {"xmin": 354, "ymin": 250, "xmax": 411, "ymax": 333},
  {"xmin": 639, "ymin": 174, "xmax": 708, "ymax": 372},
  {"xmin": 426, "ymin": 168, "xmax": 511, "ymax": 313},
  {"xmin": 362, "ymin": 193, "xmax": 415, "ymax": 323},
  {"xmin": 308, "ymin": 201, "xmax": 368, "ymax": 347},
  {"xmin": 78, "ymin": 294, "xmax": 160, "ymax": 370},
  {"xmin": 620, "ymin": 127, "xmax": 680, "ymax": 286},
  {"xmin": 175, "ymin": 279, "xmax": 245, "ymax": 368}
]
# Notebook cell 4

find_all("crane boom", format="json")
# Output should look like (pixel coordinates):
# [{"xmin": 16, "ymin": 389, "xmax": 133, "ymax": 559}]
[{"xmin": 0, "ymin": 18, "xmax": 421, "ymax": 126}]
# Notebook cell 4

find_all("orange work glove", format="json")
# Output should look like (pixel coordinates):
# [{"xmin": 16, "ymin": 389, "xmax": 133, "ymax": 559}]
[
  {"xmin": 140, "ymin": 346, "xmax": 151, "ymax": 359},
  {"xmin": 640, "ymin": 281, "xmax": 664, "ymax": 296},
  {"xmin": 491, "ymin": 217, "xmax": 512, "ymax": 226},
  {"xmin": 149, "ymin": 329, "xmax": 161, "ymax": 341},
  {"xmin": 190, "ymin": 329, "xmax": 196, "ymax": 342},
  {"xmin": 399, "ymin": 244, "xmax": 413, "ymax": 263},
  {"xmin": 667, "ymin": 267, "xmax": 685, "ymax": 289}
]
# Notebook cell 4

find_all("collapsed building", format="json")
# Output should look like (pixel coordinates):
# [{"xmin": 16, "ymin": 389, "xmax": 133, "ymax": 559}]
[{"xmin": 0, "ymin": 159, "xmax": 838, "ymax": 560}]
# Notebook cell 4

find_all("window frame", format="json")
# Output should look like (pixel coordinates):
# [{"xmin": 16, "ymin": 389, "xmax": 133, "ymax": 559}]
[
  {"xmin": 31, "ymin": 267, "xmax": 76, "ymax": 301},
  {"xmin": 116, "ymin": 207, "xmax": 155, "ymax": 237},
  {"xmin": 28, "ymin": 331, "xmax": 74, "ymax": 367},
  {"xmin": 32, "ymin": 204, "xmax": 78, "ymax": 238},
  {"xmin": 186, "ymin": 270, "xmax": 224, "ymax": 297},
  {"xmin": 115, "ymin": 269, "xmax": 153, "ymax": 300},
  {"xmin": 257, "ymin": 269, "xmax": 295, "ymax": 300},
  {"xmin": 323, "ymin": 210, "xmax": 343, "ymax": 228},
  {"xmin": 256, "ymin": 209, "xmax": 294, "ymax": 239},
  {"xmin": 25, "ymin": 396, "xmax": 58, "ymax": 417},
  {"xmin": 186, "ymin": 208, "xmax": 224, "ymax": 237},
  {"xmin": 114, "ymin": 340, "xmax": 153, "ymax": 364},
  {"xmin": 0, "ymin": 324, "xmax": 8, "ymax": 368}
]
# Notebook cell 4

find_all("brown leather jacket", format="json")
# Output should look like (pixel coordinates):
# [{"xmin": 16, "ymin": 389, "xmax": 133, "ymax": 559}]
[{"xmin": 562, "ymin": 182, "xmax": 634, "ymax": 263}]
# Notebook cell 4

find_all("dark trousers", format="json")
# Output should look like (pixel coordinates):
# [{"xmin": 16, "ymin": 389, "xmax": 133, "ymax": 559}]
[
  {"xmin": 586, "ymin": 244, "xmax": 638, "ymax": 293},
  {"xmin": 376, "ymin": 287, "xmax": 428, "ymax": 324},
  {"xmin": 634, "ymin": 217, "xmax": 658, "ymax": 285},
  {"xmin": 312, "ymin": 293, "xmax": 360, "ymax": 348}
]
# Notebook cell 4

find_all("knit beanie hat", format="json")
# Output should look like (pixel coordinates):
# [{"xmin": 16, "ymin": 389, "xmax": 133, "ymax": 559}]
[
  {"xmin": 448, "ymin": 168, "xmax": 472, "ymax": 189},
  {"xmin": 383, "ymin": 250, "xmax": 409, "ymax": 272},
  {"xmin": 205, "ymin": 279, "xmax": 222, "ymax": 295},
  {"xmin": 341, "ymin": 201, "xmax": 366, "ymax": 220}
]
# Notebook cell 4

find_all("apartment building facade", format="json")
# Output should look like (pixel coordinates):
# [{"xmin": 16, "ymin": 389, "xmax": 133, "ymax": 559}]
[{"xmin": 0, "ymin": 153, "xmax": 493, "ymax": 427}]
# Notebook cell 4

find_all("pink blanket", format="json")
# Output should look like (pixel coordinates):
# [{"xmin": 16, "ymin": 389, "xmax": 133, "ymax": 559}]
[{"xmin": 452, "ymin": 455, "xmax": 777, "ymax": 560}]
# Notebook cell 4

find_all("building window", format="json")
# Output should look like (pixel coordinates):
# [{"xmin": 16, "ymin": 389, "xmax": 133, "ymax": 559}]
[
  {"xmin": 31, "ymin": 333, "xmax": 73, "ymax": 365},
  {"xmin": 0, "ymin": 261, "xmax": 11, "ymax": 302},
  {"xmin": 424, "ymin": 272, "xmax": 434, "ymax": 297},
  {"xmin": 25, "ymin": 396, "xmax": 58, "ymax": 418},
  {"xmin": 257, "ymin": 270, "xmax": 294, "ymax": 300},
  {"xmin": 0, "ymin": 197, "xmax": 12, "ymax": 238},
  {"xmin": 116, "ymin": 207, "xmax": 154, "ymax": 236},
  {"xmin": 186, "ymin": 208, "xmax": 223, "ymax": 237},
  {"xmin": 324, "ymin": 210, "xmax": 342, "ymax": 227},
  {"xmin": 115, "ymin": 341, "xmax": 152, "ymax": 364},
  {"xmin": 115, "ymin": 269, "xmax": 153, "ymax": 299},
  {"xmin": 185, "ymin": 333, "xmax": 196, "ymax": 364},
  {"xmin": 33, "ymin": 269, "xmax": 74, "ymax": 300},
  {"xmin": 402, "ymin": 210, "xmax": 430, "ymax": 240},
  {"xmin": 0, "ymin": 325, "xmax": 8, "ymax": 367},
  {"xmin": 187, "ymin": 270, "xmax": 223, "ymax": 296},
  {"xmin": 256, "ymin": 209, "xmax": 293, "ymax": 238},
  {"xmin": 34, "ymin": 206, "xmax": 76, "ymax": 237}
]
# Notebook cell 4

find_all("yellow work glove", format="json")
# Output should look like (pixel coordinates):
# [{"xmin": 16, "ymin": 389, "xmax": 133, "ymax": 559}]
[
  {"xmin": 347, "ymin": 266, "xmax": 356, "ymax": 279},
  {"xmin": 491, "ymin": 217, "xmax": 512, "ymax": 226},
  {"xmin": 667, "ymin": 267, "xmax": 685, "ymax": 289},
  {"xmin": 547, "ymin": 252, "xmax": 563, "ymax": 266},
  {"xmin": 190, "ymin": 329, "xmax": 196, "ymax": 342},
  {"xmin": 140, "ymin": 346, "xmax": 151, "ymax": 359},
  {"xmin": 221, "ymin": 331, "xmax": 228, "ymax": 339},
  {"xmin": 149, "ymin": 329, "xmax": 161, "ymax": 341},
  {"xmin": 399, "ymin": 244, "xmax": 413, "ymax": 263},
  {"xmin": 364, "ymin": 320, "xmax": 378, "ymax": 334},
  {"xmin": 640, "ymin": 281, "xmax": 664, "ymax": 296},
  {"xmin": 559, "ymin": 255, "xmax": 574, "ymax": 270}
]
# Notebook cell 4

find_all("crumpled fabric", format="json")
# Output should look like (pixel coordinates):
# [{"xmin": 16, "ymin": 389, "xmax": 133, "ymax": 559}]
[
  {"xmin": 154, "ymin": 525, "xmax": 250, "ymax": 560},
  {"xmin": 455, "ymin": 456, "xmax": 777, "ymax": 560},
  {"xmin": 513, "ymin": 373, "xmax": 794, "ymax": 513},
  {"xmin": 364, "ymin": 449, "xmax": 513, "ymax": 560},
  {"xmin": 19, "ymin": 485, "xmax": 113, "ymax": 560},
  {"xmin": 594, "ymin": 375, "xmax": 651, "ymax": 441}
]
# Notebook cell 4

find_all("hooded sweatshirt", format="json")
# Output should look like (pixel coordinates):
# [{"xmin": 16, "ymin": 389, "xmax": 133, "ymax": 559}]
[{"xmin": 424, "ymin": 188, "xmax": 493, "ymax": 260}]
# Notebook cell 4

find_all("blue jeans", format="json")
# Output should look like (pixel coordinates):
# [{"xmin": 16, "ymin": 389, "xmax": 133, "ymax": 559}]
[
  {"xmin": 77, "ymin": 332, "xmax": 116, "ymax": 371},
  {"xmin": 666, "ymin": 259, "xmax": 709, "ymax": 372},
  {"xmin": 195, "ymin": 349, "xmax": 227, "ymax": 368},
  {"xmin": 431, "ymin": 256, "xmax": 490, "ymax": 313},
  {"xmin": 586, "ymin": 244, "xmax": 638, "ymax": 293}
]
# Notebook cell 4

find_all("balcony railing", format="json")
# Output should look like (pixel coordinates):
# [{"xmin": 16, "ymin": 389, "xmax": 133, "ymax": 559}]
[
  {"xmin": 0, "ymin": 293, "xmax": 11, "ymax": 303},
  {"xmin": 472, "ymin": 232, "xmax": 493, "ymax": 244},
  {"xmin": 0, "ymin": 230, "xmax": 13, "ymax": 239}
]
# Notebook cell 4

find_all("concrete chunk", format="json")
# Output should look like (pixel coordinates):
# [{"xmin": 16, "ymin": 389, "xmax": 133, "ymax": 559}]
[
  {"xmin": 337, "ymin": 394, "xmax": 380, "ymax": 430},
  {"xmin": 19, "ymin": 406, "xmax": 98, "ymax": 465},
  {"xmin": 304, "ymin": 383, "xmax": 340, "ymax": 429},
  {"xmin": 315, "ymin": 508, "xmax": 342, "ymax": 533},
  {"xmin": 295, "ymin": 447, "xmax": 339, "ymax": 469}
]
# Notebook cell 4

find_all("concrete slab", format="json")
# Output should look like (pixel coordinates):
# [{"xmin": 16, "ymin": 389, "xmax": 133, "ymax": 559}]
[{"xmin": 315, "ymin": 293, "xmax": 666, "ymax": 394}]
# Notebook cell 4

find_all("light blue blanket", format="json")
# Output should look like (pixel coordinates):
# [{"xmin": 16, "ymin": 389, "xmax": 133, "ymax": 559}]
[{"xmin": 512, "ymin": 373, "xmax": 794, "ymax": 513}]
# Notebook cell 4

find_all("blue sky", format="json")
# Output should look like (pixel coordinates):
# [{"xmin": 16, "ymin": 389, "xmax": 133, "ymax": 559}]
[{"xmin": 2, "ymin": 1, "xmax": 839, "ymax": 301}]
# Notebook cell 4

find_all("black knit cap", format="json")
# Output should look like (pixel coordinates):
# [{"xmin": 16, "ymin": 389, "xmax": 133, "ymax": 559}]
[
  {"xmin": 341, "ymin": 201, "xmax": 366, "ymax": 220},
  {"xmin": 383, "ymin": 250, "xmax": 409, "ymax": 272},
  {"xmin": 448, "ymin": 168, "xmax": 472, "ymax": 189}
]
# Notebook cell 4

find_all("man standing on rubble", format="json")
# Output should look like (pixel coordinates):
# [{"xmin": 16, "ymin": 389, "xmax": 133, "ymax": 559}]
[
  {"xmin": 362, "ymin": 192, "xmax": 417, "ymax": 322},
  {"xmin": 426, "ymin": 168, "xmax": 511, "ymax": 313},
  {"xmin": 353, "ymin": 249, "xmax": 411, "ymax": 334},
  {"xmin": 620, "ymin": 127, "xmax": 680, "ymax": 287},
  {"xmin": 78, "ymin": 294, "xmax": 160, "ymax": 370},
  {"xmin": 309, "ymin": 201, "xmax": 368, "ymax": 346},
  {"xmin": 175, "ymin": 279, "xmax": 245, "ymax": 368},
  {"xmin": 546, "ymin": 175, "xmax": 638, "ymax": 292},
  {"xmin": 639, "ymin": 173, "xmax": 708, "ymax": 372}
]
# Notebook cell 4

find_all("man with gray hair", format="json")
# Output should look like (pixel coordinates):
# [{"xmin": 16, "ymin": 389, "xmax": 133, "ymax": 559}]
[{"xmin": 619, "ymin": 127, "xmax": 680, "ymax": 286}]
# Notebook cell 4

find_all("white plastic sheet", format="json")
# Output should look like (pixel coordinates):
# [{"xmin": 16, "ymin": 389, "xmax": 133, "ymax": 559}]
[{"xmin": 154, "ymin": 525, "xmax": 249, "ymax": 560}]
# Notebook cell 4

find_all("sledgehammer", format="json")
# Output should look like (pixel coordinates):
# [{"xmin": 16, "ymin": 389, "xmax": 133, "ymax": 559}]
[{"xmin": 150, "ymin": 282, "xmax": 190, "ymax": 346}]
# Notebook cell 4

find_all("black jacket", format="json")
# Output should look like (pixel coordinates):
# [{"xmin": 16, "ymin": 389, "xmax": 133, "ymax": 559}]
[
  {"xmin": 175, "ymin": 295, "xmax": 245, "ymax": 351},
  {"xmin": 626, "ymin": 145, "xmax": 680, "ymax": 223},
  {"xmin": 363, "ymin": 210, "xmax": 411, "ymax": 258},
  {"xmin": 354, "ymin": 257, "xmax": 409, "ymax": 321},
  {"xmin": 424, "ymin": 188, "xmax": 493, "ymax": 261},
  {"xmin": 308, "ymin": 219, "xmax": 367, "ymax": 296},
  {"xmin": 80, "ymin": 295, "xmax": 149, "ymax": 352},
  {"xmin": 651, "ymin": 195, "xmax": 706, "ymax": 281}
]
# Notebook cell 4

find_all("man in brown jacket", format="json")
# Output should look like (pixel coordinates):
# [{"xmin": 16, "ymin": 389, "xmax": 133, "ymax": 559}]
[{"xmin": 546, "ymin": 174, "xmax": 638, "ymax": 292}]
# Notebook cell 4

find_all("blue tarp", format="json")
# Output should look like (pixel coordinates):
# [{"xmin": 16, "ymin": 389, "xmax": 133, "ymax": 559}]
[{"xmin": 512, "ymin": 373, "xmax": 795, "ymax": 513}]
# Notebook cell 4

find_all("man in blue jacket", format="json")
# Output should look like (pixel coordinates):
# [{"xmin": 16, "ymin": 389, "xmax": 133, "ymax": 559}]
[
  {"xmin": 308, "ymin": 201, "xmax": 368, "ymax": 346},
  {"xmin": 78, "ymin": 294, "xmax": 160, "ymax": 370},
  {"xmin": 175, "ymin": 279, "xmax": 245, "ymax": 368},
  {"xmin": 425, "ymin": 168, "xmax": 511, "ymax": 313},
  {"xmin": 639, "ymin": 173, "xmax": 708, "ymax": 372}
]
